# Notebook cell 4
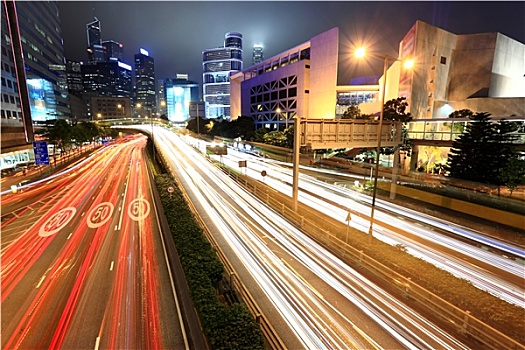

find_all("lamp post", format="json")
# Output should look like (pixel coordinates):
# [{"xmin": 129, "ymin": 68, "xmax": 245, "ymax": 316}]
[
  {"xmin": 292, "ymin": 114, "xmax": 301, "ymax": 211},
  {"xmin": 355, "ymin": 48, "xmax": 414, "ymax": 242},
  {"xmin": 196, "ymin": 103, "xmax": 200, "ymax": 136}
]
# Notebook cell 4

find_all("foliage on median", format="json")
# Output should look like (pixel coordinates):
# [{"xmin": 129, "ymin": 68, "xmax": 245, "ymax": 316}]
[{"xmin": 155, "ymin": 174, "xmax": 265, "ymax": 350}]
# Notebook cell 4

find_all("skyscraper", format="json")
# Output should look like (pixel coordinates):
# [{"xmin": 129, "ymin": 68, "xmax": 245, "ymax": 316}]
[
  {"xmin": 134, "ymin": 48, "xmax": 156, "ymax": 117},
  {"xmin": 103, "ymin": 40, "xmax": 124, "ymax": 61},
  {"xmin": 157, "ymin": 79, "xmax": 166, "ymax": 116},
  {"xmin": 81, "ymin": 61, "xmax": 132, "ymax": 98},
  {"xmin": 86, "ymin": 17, "xmax": 105, "ymax": 63},
  {"xmin": 202, "ymin": 32, "xmax": 243, "ymax": 119},
  {"xmin": 2, "ymin": 1, "xmax": 69, "ymax": 138},
  {"xmin": 253, "ymin": 44, "xmax": 264, "ymax": 65}
]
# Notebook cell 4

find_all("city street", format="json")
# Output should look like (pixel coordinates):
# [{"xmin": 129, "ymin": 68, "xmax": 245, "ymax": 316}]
[{"xmin": 1, "ymin": 135, "xmax": 187, "ymax": 349}]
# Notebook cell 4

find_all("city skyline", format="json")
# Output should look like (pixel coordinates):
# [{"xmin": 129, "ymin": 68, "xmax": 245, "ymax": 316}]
[{"xmin": 58, "ymin": 1, "xmax": 525, "ymax": 84}]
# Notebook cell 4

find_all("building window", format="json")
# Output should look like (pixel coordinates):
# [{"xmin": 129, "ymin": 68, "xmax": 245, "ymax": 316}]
[
  {"xmin": 440, "ymin": 56, "xmax": 447, "ymax": 64},
  {"xmin": 1, "ymin": 77, "xmax": 5, "ymax": 86}
]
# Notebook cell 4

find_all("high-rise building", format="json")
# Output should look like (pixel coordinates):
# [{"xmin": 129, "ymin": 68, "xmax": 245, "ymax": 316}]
[
  {"xmin": 2, "ymin": 1, "xmax": 69, "ymax": 144},
  {"xmin": 66, "ymin": 60, "xmax": 84, "ymax": 96},
  {"xmin": 134, "ymin": 48, "xmax": 156, "ymax": 117},
  {"xmin": 202, "ymin": 32, "xmax": 243, "ymax": 119},
  {"xmin": 103, "ymin": 40, "xmax": 124, "ymax": 61},
  {"xmin": 81, "ymin": 61, "xmax": 132, "ymax": 119},
  {"xmin": 253, "ymin": 44, "xmax": 264, "ymax": 65},
  {"xmin": 164, "ymin": 75, "xmax": 199, "ymax": 123},
  {"xmin": 157, "ymin": 79, "xmax": 166, "ymax": 116},
  {"xmin": 81, "ymin": 61, "xmax": 132, "ymax": 98},
  {"xmin": 86, "ymin": 17, "xmax": 105, "ymax": 63}
]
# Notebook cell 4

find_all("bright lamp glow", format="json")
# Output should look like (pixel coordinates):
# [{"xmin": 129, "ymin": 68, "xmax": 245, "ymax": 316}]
[{"xmin": 355, "ymin": 47, "xmax": 366, "ymax": 58}]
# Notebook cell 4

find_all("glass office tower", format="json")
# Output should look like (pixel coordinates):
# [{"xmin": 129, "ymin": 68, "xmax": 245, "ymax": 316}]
[{"xmin": 202, "ymin": 32, "xmax": 243, "ymax": 119}]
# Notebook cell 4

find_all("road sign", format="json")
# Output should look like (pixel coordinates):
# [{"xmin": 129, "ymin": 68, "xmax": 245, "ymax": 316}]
[
  {"xmin": 33, "ymin": 141, "xmax": 49, "ymax": 166},
  {"xmin": 167, "ymin": 186, "xmax": 175, "ymax": 193}
]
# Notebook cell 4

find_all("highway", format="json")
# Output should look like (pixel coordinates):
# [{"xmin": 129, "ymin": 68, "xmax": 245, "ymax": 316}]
[
  {"xmin": 192, "ymin": 136, "xmax": 525, "ymax": 308},
  {"xmin": 1, "ymin": 135, "xmax": 187, "ymax": 349},
  {"xmin": 152, "ymin": 126, "xmax": 475, "ymax": 349}
]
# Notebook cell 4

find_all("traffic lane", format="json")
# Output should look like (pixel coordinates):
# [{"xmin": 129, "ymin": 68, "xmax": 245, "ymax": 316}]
[
  {"xmin": 48, "ymin": 144, "xmax": 137, "ymax": 348},
  {"xmin": 1, "ymin": 143, "xmax": 135, "ymax": 348},
  {"xmin": 158, "ymin": 133, "xmax": 382, "ymax": 348},
  {"xmin": 171, "ymin": 133, "xmax": 466, "ymax": 345},
  {"xmin": 0, "ymin": 142, "xmax": 130, "ymax": 303}
]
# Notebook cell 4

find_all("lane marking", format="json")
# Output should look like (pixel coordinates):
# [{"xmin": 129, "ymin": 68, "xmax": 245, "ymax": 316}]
[
  {"xmin": 110, "ymin": 261, "xmax": 114, "ymax": 271},
  {"xmin": 36, "ymin": 275, "xmax": 46, "ymax": 288},
  {"xmin": 94, "ymin": 336, "xmax": 100, "ymax": 350},
  {"xmin": 67, "ymin": 233, "xmax": 72, "ymax": 240}
]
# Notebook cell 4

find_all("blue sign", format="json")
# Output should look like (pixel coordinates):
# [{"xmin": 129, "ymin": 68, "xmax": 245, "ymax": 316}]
[{"xmin": 33, "ymin": 141, "xmax": 50, "ymax": 165}]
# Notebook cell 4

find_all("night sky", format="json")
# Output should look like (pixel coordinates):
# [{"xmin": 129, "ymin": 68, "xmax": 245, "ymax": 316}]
[{"xmin": 58, "ymin": 1, "xmax": 525, "ymax": 85}]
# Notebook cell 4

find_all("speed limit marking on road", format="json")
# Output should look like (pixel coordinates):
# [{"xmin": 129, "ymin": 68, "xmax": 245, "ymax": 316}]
[
  {"xmin": 87, "ymin": 202, "xmax": 114, "ymax": 228},
  {"xmin": 128, "ymin": 198, "xmax": 150, "ymax": 221},
  {"xmin": 39, "ymin": 207, "xmax": 77, "ymax": 237}
]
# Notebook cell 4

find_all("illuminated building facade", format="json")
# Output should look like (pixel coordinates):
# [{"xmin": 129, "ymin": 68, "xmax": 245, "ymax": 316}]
[
  {"xmin": 202, "ymin": 32, "xmax": 243, "ymax": 119},
  {"xmin": 134, "ymin": 48, "xmax": 156, "ymax": 117},
  {"xmin": 231, "ymin": 28, "xmax": 336, "ymax": 130},
  {"xmin": 164, "ymin": 76, "xmax": 199, "ymax": 123},
  {"xmin": 252, "ymin": 45, "xmax": 264, "ymax": 65},
  {"xmin": 231, "ymin": 23, "xmax": 524, "ymax": 171},
  {"xmin": 1, "ymin": 0, "xmax": 69, "ymax": 154}
]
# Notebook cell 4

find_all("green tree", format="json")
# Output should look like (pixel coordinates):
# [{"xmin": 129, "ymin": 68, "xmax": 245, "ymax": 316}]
[
  {"xmin": 445, "ymin": 112, "xmax": 520, "ymax": 186},
  {"xmin": 448, "ymin": 109, "xmax": 474, "ymax": 119},
  {"xmin": 383, "ymin": 97, "xmax": 412, "ymax": 123},
  {"xmin": 251, "ymin": 127, "xmax": 269, "ymax": 142},
  {"xmin": 341, "ymin": 104, "xmax": 373, "ymax": 120},
  {"xmin": 45, "ymin": 119, "xmax": 72, "ymax": 155},
  {"xmin": 341, "ymin": 105, "xmax": 361, "ymax": 119},
  {"xmin": 70, "ymin": 122, "xmax": 89, "ymax": 149},
  {"xmin": 446, "ymin": 112, "xmax": 495, "ymax": 183},
  {"xmin": 283, "ymin": 126, "xmax": 295, "ymax": 148},
  {"xmin": 500, "ymin": 156, "xmax": 525, "ymax": 196},
  {"xmin": 263, "ymin": 130, "xmax": 288, "ymax": 147}
]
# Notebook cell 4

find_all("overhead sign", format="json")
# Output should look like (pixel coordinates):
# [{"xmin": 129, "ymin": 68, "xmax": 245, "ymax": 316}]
[{"xmin": 33, "ymin": 141, "xmax": 49, "ymax": 165}]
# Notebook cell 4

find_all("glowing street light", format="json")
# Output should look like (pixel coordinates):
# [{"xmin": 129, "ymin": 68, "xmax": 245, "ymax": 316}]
[{"xmin": 355, "ymin": 47, "xmax": 414, "ymax": 242}]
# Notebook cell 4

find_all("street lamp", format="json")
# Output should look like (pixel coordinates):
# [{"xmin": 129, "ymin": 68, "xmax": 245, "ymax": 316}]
[
  {"xmin": 292, "ymin": 114, "xmax": 301, "ymax": 211},
  {"xmin": 355, "ymin": 47, "xmax": 414, "ymax": 242}
]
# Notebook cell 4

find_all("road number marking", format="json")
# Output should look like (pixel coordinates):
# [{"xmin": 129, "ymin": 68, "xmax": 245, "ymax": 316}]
[
  {"xmin": 39, "ymin": 207, "xmax": 77, "ymax": 237},
  {"xmin": 127, "ymin": 198, "xmax": 150, "ymax": 221},
  {"xmin": 87, "ymin": 202, "xmax": 114, "ymax": 228}
]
